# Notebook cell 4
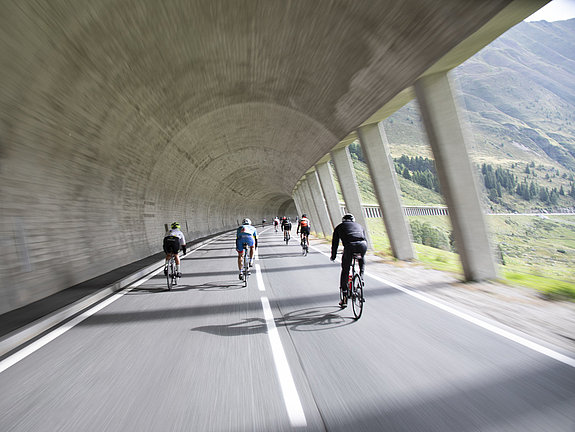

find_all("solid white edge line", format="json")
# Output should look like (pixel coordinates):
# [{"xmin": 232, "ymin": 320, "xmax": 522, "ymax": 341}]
[
  {"xmin": 0, "ymin": 235, "xmax": 226, "ymax": 375},
  {"xmin": 311, "ymin": 245, "xmax": 575, "ymax": 368},
  {"xmin": 260, "ymin": 296, "xmax": 307, "ymax": 427}
]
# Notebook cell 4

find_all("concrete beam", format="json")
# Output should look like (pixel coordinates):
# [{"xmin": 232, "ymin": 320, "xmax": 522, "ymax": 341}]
[
  {"xmin": 414, "ymin": 72, "xmax": 497, "ymax": 281},
  {"xmin": 306, "ymin": 169, "xmax": 333, "ymax": 235},
  {"xmin": 330, "ymin": 147, "xmax": 372, "ymax": 248},
  {"xmin": 316, "ymin": 161, "xmax": 342, "ymax": 227},
  {"xmin": 358, "ymin": 123, "xmax": 415, "ymax": 260}
]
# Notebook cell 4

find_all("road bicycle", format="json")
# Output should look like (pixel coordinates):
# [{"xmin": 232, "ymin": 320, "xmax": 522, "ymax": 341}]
[
  {"xmin": 165, "ymin": 255, "xmax": 179, "ymax": 290},
  {"xmin": 240, "ymin": 243, "xmax": 250, "ymax": 287},
  {"xmin": 284, "ymin": 230, "xmax": 290, "ymax": 244},
  {"xmin": 340, "ymin": 253, "xmax": 364, "ymax": 319}
]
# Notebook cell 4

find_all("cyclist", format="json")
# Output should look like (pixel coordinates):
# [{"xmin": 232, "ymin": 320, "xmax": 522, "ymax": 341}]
[
  {"xmin": 163, "ymin": 222, "xmax": 187, "ymax": 277},
  {"xmin": 236, "ymin": 218, "xmax": 258, "ymax": 280},
  {"xmin": 273, "ymin": 216, "xmax": 280, "ymax": 232},
  {"xmin": 262, "ymin": 218, "xmax": 267, "ymax": 227},
  {"xmin": 330, "ymin": 214, "xmax": 367, "ymax": 308},
  {"xmin": 282, "ymin": 217, "xmax": 292, "ymax": 242},
  {"xmin": 297, "ymin": 214, "xmax": 311, "ymax": 248}
]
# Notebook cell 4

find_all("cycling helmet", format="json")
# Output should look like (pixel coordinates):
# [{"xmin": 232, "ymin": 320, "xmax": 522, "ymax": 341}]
[
  {"xmin": 342, "ymin": 213, "xmax": 355, "ymax": 222},
  {"xmin": 302, "ymin": 214, "xmax": 307, "ymax": 218},
  {"xmin": 171, "ymin": 222, "xmax": 180, "ymax": 229},
  {"xmin": 242, "ymin": 218, "xmax": 252, "ymax": 225}
]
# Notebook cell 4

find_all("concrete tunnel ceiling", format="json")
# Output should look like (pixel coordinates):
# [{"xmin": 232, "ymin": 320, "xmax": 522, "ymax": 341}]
[{"xmin": 2, "ymin": 0, "xmax": 530, "ymax": 311}]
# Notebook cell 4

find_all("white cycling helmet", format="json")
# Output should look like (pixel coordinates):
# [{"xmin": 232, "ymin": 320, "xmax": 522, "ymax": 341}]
[
  {"xmin": 342, "ymin": 213, "xmax": 355, "ymax": 222},
  {"xmin": 242, "ymin": 218, "xmax": 252, "ymax": 225}
]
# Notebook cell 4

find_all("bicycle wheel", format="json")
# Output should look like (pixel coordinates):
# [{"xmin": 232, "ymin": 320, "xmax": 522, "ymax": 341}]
[
  {"xmin": 351, "ymin": 274, "xmax": 364, "ymax": 319},
  {"xmin": 166, "ymin": 260, "xmax": 174, "ymax": 291},
  {"xmin": 172, "ymin": 260, "xmax": 178, "ymax": 287},
  {"xmin": 243, "ymin": 249, "xmax": 249, "ymax": 287}
]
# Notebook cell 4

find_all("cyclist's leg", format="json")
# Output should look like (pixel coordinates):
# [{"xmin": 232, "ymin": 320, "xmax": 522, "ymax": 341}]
[
  {"xmin": 339, "ymin": 248, "xmax": 353, "ymax": 304},
  {"xmin": 358, "ymin": 242, "xmax": 367, "ymax": 277},
  {"xmin": 235, "ymin": 238, "xmax": 244, "ymax": 277},
  {"xmin": 249, "ymin": 245, "xmax": 255, "ymax": 266}
]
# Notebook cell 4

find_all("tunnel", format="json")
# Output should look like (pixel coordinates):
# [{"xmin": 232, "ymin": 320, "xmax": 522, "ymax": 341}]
[{"xmin": 0, "ymin": 0, "xmax": 545, "ymax": 315}]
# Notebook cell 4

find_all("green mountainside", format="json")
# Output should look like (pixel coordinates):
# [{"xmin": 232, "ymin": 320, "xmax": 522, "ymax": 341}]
[{"xmin": 372, "ymin": 18, "xmax": 575, "ymax": 213}]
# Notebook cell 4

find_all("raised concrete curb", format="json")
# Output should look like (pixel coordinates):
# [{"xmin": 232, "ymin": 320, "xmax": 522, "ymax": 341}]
[{"xmin": 0, "ymin": 231, "xmax": 230, "ymax": 359}]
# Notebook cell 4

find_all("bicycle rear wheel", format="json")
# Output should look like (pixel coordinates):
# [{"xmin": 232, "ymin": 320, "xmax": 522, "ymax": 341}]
[
  {"xmin": 166, "ymin": 260, "xmax": 174, "ymax": 291},
  {"xmin": 243, "ymin": 248, "xmax": 249, "ymax": 287},
  {"xmin": 351, "ymin": 274, "xmax": 364, "ymax": 319}
]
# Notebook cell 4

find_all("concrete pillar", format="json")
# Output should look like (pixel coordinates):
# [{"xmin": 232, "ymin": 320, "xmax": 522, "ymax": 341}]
[
  {"xmin": 414, "ymin": 71, "xmax": 497, "ymax": 281},
  {"xmin": 358, "ymin": 122, "xmax": 415, "ymax": 260},
  {"xmin": 300, "ymin": 178, "xmax": 324, "ymax": 237},
  {"xmin": 316, "ymin": 161, "xmax": 342, "ymax": 228},
  {"xmin": 330, "ymin": 146, "xmax": 372, "ymax": 248},
  {"xmin": 292, "ymin": 187, "xmax": 303, "ymax": 217},
  {"xmin": 307, "ymin": 169, "xmax": 333, "ymax": 235}
]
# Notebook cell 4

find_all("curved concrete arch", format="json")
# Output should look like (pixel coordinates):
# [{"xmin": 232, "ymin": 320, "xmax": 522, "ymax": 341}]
[{"xmin": 1, "ymin": 0, "xmax": 544, "ymax": 313}]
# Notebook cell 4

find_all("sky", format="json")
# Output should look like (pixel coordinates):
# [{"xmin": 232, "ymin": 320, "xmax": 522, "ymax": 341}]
[{"xmin": 525, "ymin": 0, "xmax": 575, "ymax": 21}]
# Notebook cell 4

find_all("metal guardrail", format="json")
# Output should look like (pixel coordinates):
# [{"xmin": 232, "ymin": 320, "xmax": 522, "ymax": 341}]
[
  {"xmin": 340, "ymin": 204, "xmax": 575, "ymax": 218},
  {"xmin": 340, "ymin": 204, "xmax": 449, "ymax": 218}
]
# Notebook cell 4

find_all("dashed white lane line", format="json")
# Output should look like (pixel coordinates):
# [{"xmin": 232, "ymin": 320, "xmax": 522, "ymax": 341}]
[
  {"xmin": 255, "ymin": 264, "xmax": 265, "ymax": 291},
  {"xmin": 256, "ymin": 248, "xmax": 307, "ymax": 427},
  {"xmin": 312, "ymin": 245, "xmax": 575, "ymax": 369},
  {"xmin": 260, "ymin": 296, "xmax": 307, "ymax": 427}
]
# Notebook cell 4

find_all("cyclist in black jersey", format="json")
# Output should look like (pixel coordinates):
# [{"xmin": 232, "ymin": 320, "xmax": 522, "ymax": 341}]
[
  {"xmin": 330, "ymin": 214, "xmax": 367, "ymax": 307},
  {"xmin": 282, "ymin": 217, "xmax": 292, "ymax": 242}
]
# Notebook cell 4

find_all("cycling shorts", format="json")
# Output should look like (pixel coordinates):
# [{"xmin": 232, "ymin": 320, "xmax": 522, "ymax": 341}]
[
  {"xmin": 236, "ymin": 235, "xmax": 255, "ymax": 252},
  {"xmin": 300, "ymin": 226, "xmax": 310, "ymax": 235},
  {"xmin": 163, "ymin": 236, "xmax": 181, "ymax": 254}
]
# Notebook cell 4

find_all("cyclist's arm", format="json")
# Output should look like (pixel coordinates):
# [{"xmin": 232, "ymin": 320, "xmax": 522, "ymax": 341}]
[{"xmin": 330, "ymin": 228, "xmax": 340, "ymax": 260}]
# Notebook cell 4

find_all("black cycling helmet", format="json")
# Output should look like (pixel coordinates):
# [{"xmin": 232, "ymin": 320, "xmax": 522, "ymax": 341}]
[
  {"xmin": 342, "ymin": 213, "xmax": 355, "ymax": 222},
  {"xmin": 302, "ymin": 214, "xmax": 306, "ymax": 218}
]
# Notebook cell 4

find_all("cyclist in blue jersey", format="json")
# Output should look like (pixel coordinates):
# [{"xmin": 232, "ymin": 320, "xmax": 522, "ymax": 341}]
[{"xmin": 236, "ymin": 218, "xmax": 258, "ymax": 280}]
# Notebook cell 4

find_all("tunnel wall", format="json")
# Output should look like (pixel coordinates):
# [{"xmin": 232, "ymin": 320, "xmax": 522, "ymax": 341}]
[{"xmin": 0, "ymin": 0, "xmax": 517, "ymax": 315}]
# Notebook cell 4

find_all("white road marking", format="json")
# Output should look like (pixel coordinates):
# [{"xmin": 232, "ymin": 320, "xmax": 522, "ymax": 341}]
[
  {"xmin": 260, "ymin": 296, "xmax": 307, "ymax": 427},
  {"xmin": 312, "ymin": 245, "xmax": 575, "ymax": 368},
  {"xmin": 255, "ymin": 264, "xmax": 265, "ymax": 291},
  {"xmin": 0, "ymin": 235, "xmax": 223, "ymax": 374}
]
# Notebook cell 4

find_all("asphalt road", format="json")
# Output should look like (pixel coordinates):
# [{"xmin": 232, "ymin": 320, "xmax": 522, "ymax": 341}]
[{"xmin": 1, "ymin": 227, "xmax": 574, "ymax": 431}]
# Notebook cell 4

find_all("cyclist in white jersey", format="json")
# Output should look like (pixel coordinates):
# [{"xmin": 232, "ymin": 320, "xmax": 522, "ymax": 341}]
[
  {"xmin": 236, "ymin": 218, "xmax": 258, "ymax": 280},
  {"xmin": 163, "ymin": 222, "xmax": 186, "ymax": 277}
]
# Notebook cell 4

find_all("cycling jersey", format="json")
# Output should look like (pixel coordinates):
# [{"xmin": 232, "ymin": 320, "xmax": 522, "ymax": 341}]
[
  {"xmin": 163, "ymin": 228, "xmax": 186, "ymax": 254},
  {"xmin": 236, "ymin": 224, "xmax": 258, "ymax": 252},
  {"xmin": 299, "ymin": 217, "xmax": 310, "ymax": 228},
  {"xmin": 164, "ymin": 229, "xmax": 185, "ymax": 245}
]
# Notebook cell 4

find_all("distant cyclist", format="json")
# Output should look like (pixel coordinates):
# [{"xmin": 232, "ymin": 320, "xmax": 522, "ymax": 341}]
[
  {"xmin": 163, "ymin": 222, "xmax": 186, "ymax": 277},
  {"xmin": 282, "ymin": 217, "xmax": 293, "ymax": 242},
  {"xmin": 297, "ymin": 214, "xmax": 311, "ymax": 248},
  {"xmin": 262, "ymin": 218, "xmax": 267, "ymax": 227},
  {"xmin": 330, "ymin": 214, "xmax": 367, "ymax": 307},
  {"xmin": 236, "ymin": 218, "xmax": 258, "ymax": 280},
  {"xmin": 273, "ymin": 216, "xmax": 280, "ymax": 232}
]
